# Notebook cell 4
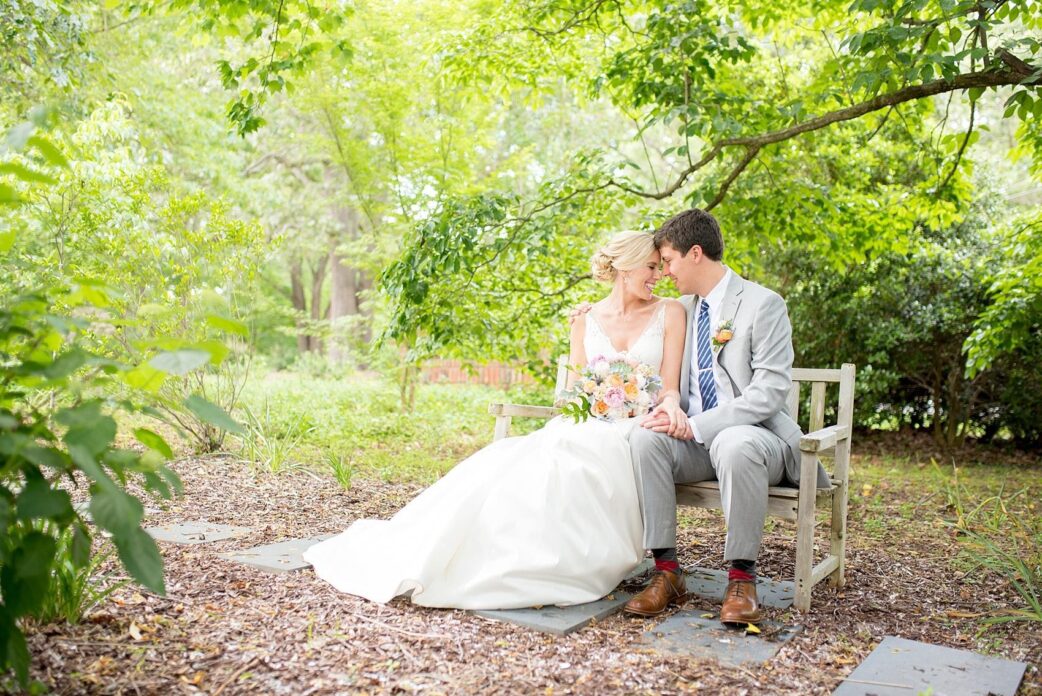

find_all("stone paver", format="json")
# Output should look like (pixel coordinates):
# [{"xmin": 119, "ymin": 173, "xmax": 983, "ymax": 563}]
[
  {"xmin": 146, "ymin": 521, "xmax": 251, "ymax": 545},
  {"xmin": 473, "ymin": 559, "xmax": 654, "ymax": 635},
  {"xmin": 643, "ymin": 612, "xmax": 802, "ymax": 666},
  {"xmin": 220, "ymin": 536, "xmax": 333, "ymax": 573},
  {"xmin": 474, "ymin": 592, "xmax": 634, "ymax": 636},
  {"xmin": 832, "ymin": 636, "xmax": 1027, "ymax": 696},
  {"xmin": 684, "ymin": 567, "xmax": 795, "ymax": 609}
]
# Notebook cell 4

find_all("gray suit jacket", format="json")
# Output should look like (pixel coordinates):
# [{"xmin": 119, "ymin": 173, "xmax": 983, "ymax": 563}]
[{"xmin": 679, "ymin": 272, "xmax": 830, "ymax": 488}]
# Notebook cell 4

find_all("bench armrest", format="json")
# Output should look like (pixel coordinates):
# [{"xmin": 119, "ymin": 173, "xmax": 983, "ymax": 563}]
[
  {"xmin": 799, "ymin": 424, "xmax": 850, "ymax": 453},
  {"xmin": 488, "ymin": 403, "xmax": 561, "ymax": 419}
]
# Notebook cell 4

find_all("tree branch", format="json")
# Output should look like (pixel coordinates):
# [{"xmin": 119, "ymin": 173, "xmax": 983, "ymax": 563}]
[
  {"xmin": 610, "ymin": 58, "xmax": 1040, "ymax": 204},
  {"xmin": 937, "ymin": 99, "xmax": 976, "ymax": 193}
]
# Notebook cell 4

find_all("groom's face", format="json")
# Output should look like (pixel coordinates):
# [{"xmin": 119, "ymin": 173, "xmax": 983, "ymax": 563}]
[{"xmin": 658, "ymin": 243, "xmax": 701, "ymax": 295}]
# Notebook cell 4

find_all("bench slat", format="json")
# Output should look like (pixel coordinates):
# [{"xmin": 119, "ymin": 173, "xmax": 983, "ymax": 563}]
[
  {"xmin": 676, "ymin": 480, "xmax": 836, "ymax": 521},
  {"xmin": 810, "ymin": 381, "xmax": 827, "ymax": 432},
  {"xmin": 791, "ymin": 367, "xmax": 844, "ymax": 382}
]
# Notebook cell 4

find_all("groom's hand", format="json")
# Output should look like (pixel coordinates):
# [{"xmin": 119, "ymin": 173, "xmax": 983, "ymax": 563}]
[
  {"xmin": 641, "ymin": 403, "xmax": 694, "ymax": 440},
  {"xmin": 568, "ymin": 302, "xmax": 593, "ymax": 325}
]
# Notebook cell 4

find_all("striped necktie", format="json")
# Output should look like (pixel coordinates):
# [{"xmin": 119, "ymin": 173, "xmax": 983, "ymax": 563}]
[{"xmin": 696, "ymin": 299, "xmax": 718, "ymax": 411}]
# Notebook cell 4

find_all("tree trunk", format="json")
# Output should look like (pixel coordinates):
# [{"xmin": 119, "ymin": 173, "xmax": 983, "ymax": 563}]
[
  {"xmin": 289, "ymin": 258, "xmax": 310, "ymax": 353},
  {"xmin": 308, "ymin": 256, "xmax": 328, "ymax": 353},
  {"xmin": 328, "ymin": 207, "xmax": 361, "ymax": 366}
]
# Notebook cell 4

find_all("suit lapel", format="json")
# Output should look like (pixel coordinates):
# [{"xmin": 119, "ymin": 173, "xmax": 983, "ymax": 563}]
[{"xmin": 713, "ymin": 273, "xmax": 744, "ymax": 359}]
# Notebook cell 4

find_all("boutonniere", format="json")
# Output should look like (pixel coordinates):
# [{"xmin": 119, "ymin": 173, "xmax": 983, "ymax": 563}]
[{"xmin": 712, "ymin": 320, "xmax": 734, "ymax": 350}]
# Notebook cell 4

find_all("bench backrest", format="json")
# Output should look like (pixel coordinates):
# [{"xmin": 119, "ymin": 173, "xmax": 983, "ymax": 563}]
[{"xmin": 790, "ymin": 365, "xmax": 856, "ymax": 437}]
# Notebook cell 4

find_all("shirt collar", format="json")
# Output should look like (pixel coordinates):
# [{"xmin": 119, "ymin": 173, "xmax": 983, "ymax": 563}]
[{"xmin": 702, "ymin": 266, "xmax": 732, "ymax": 314}]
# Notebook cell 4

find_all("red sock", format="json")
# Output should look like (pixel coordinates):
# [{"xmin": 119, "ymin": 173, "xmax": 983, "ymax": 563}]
[
  {"xmin": 655, "ymin": 559, "xmax": 680, "ymax": 574},
  {"xmin": 728, "ymin": 568, "xmax": 755, "ymax": 582}
]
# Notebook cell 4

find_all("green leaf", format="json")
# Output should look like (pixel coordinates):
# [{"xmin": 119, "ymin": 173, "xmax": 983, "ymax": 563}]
[
  {"xmin": 184, "ymin": 394, "xmax": 243, "ymax": 434},
  {"xmin": 0, "ymin": 532, "xmax": 57, "ymax": 616},
  {"xmin": 123, "ymin": 363, "xmax": 167, "ymax": 392},
  {"xmin": 89, "ymin": 486, "xmax": 143, "ymax": 537},
  {"xmin": 0, "ymin": 606, "xmax": 29, "ymax": 686},
  {"xmin": 143, "ymin": 471, "xmax": 171, "ymax": 499},
  {"xmin": 149, "ymin": 349, "xmax": 211, "ymax": 375},
  {"xmin": 0, "ymin": 183, "xmax": 21, "ymax": 205},
  {"xmin": 4, "ymin": 122, "xmax": 34, "ymax": 151},
  {"xmin": 16, "ymin": 478, "xmax": 74, "ymax": 522},
  {"xmin": 205, "ymin": 315, "xmax": 249, "ymax": 337},
  {"xmin": 134, "ymin": 428, "xmax": 173, "ymax": 459},
  {"xmin": 0, "ymin": 228, "xmax": 15, "ymax": 251},
  {"xmin": 21, "ymin": 444, "xmax": 69, "ymax": 471},
  {"xmin": 70, "ymin": 522, "xmax": 92, "ymax": 568},
  {"xmin": 0, "ymin": 162, "xmax": 57, "ymax": 185},
  {"xmin": 64, "ymin": 415, "xmax": 117, "ymax": 456},
  {"xmin": 27, "ymin": 135, "xmax": 70, "ymax": 168},
  {"xmin": 113, "ymin": 527, "xmax": 165, "ymax": 594},
  {"xmin": 43, "ymin": 349, "xmax": 88, "ymax": 380}
]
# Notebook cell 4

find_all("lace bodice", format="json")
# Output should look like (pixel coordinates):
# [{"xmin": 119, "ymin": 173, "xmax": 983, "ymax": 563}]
[{"xmin": 583, "ymin": 302, "xmax": 666, "ymax": 374}]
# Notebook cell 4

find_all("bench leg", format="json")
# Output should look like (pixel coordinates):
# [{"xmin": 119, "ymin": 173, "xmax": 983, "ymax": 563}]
[
  {"xmin": 493, "ymin": 415, "xmax": 511, "ymax": 441},
  {"xmin": 794, "ymin": 452, "xmax": 818, "ymax": 612},
  {"xmin": 828, "ymin": 479, "xmax": 847, "ymax": 589}
]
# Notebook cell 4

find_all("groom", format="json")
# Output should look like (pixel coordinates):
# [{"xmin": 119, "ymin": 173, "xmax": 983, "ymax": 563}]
[{"xmin": 621, "ymin": 208, "xmax": 829, "ymax": 624}]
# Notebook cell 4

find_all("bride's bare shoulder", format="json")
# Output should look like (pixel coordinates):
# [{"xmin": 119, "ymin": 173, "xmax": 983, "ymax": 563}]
[{"xmin": 656, "ymin": 298, "xmax": 687, "ymax": 325}]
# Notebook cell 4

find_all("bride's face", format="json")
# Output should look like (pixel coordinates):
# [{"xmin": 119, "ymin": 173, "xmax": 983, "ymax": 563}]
[{"xmin": 622, "ymin": 251, "xmax": 662, "ymax": 300}]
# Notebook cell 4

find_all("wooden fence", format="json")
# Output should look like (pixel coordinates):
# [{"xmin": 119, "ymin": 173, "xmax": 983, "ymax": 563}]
[{"xmin": 420, "ymin": 359, "xmax": 536, "ymax": 387}]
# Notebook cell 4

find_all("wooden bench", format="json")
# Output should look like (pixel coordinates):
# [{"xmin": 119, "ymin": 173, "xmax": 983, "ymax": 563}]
[{"xmin": 489, "ymin": 359, "xmax": 856, "ymax": 612}]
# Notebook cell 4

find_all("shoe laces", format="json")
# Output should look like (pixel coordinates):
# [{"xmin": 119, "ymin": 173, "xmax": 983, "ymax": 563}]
[
  {"xmin": 650, "ymin": 571, "xmax": 681, "ymax": 595},
  {"xmin": 729, "ymin": 580, "xmax": 752, "ymax": 600}
]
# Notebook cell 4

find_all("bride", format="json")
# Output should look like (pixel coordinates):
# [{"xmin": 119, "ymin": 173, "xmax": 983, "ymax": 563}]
[{"xmin": 304, "ymin": 231, "xmax": 688, "ymax": 609}]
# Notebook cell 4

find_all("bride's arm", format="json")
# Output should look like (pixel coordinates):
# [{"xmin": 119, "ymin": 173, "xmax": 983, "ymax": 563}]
[
  {"xmin": 641, "ymin": 300, "xmax": 691, "ymax": 437},
  {"xmin": 658, "ymin": 300, "xmax": 687, "ymax": 405},
  {"xmin": 564, "ymin": 313, "xmax": 588, "ymax": 392}
]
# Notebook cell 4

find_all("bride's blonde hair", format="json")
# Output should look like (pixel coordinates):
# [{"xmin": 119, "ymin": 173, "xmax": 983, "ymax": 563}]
[{"xmin": 590, "ymin": 231, "xmax": 656, "ymax": 283}]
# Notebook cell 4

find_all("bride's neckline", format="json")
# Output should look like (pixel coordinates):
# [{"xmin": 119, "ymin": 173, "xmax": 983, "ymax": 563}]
[{"xmin": 587, "ymin": 300, "xmax": 664, "ymax": 355}]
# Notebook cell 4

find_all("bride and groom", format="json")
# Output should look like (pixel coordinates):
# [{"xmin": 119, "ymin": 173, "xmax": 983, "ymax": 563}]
[{"xmin": 303, "ymin": 207, "xmax": 828, "ymax": 624}]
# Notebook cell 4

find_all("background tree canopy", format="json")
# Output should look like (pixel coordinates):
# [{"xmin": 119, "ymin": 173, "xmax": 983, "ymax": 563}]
[{"xmin": 3, "ymin": 0, "xmax": 1041, "ymax": 436}]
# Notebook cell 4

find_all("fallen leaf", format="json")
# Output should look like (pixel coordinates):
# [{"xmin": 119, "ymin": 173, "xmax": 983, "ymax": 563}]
[
  {"xmin": 129, "ymin": 622, "xmax": 143, "ymax": 641},
  {"xmin": 745, "ymin": 623, "xmax": 761, "ymax": 635},
  {"xmin": 700, "ymin": 613, "xmax": 715, "ymax": 619}
]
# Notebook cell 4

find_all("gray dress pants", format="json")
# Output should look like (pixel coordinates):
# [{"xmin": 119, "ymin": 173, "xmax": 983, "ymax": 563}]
[{"xmin": 629, "ymin": 424, "xmax": 787, "ymax": 562}]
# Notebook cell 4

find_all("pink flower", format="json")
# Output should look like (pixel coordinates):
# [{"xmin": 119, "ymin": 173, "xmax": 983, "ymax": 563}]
[{"xmin": 604, "ymin": 386, "xmax": 626, "ymax": 408}]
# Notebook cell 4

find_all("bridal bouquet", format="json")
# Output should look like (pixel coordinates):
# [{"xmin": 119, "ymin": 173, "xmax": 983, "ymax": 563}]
[{"xmin": 559, "ymin": 355, "xmax": 662, "ymax": 423}]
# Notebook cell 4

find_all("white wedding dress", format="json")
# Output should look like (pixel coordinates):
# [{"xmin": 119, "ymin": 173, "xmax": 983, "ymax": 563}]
[{"xmin": 304, "ymin": 304, "xmax": 666, "ymax": 609}]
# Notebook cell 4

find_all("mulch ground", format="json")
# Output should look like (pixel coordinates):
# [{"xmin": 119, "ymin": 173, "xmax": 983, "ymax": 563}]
[{"xmin": 24, "ymin": 441, "xmax": 1042, "ymax": 695}]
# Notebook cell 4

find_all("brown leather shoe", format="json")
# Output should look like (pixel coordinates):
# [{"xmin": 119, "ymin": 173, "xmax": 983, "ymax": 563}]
[
  {"xmin": 624, "ymin": 570, "xmax": 688, "ymax": 617},
  {"xmin": 719, "ymin": 580, "xmax": 763, "ymax": 624}
]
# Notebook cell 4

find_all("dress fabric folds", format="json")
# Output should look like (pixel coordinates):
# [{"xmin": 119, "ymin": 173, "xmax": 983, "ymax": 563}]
[{"xmin": 303, "ymin": 303, "xmax": 666, "ymax": 609}]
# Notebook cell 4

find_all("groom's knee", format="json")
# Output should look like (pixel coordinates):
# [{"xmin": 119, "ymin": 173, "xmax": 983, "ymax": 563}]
[
  {"xmin": 630, "ymin": 426, "xmax": 672, "ymax": 461},
  {"xmin": 710, "ymin": 427, "xmax": 762, "ymax": 475}
]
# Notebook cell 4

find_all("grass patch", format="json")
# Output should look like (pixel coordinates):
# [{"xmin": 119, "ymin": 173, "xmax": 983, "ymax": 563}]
[{"xmin": 231, "ymin": 372, "xmax": 546, "ymax": 484}]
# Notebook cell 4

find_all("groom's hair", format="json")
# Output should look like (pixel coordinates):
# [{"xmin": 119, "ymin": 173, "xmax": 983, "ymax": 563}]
[{"xmin": 653, "ymin": 208, "xmax": 724, "ymax": 261}]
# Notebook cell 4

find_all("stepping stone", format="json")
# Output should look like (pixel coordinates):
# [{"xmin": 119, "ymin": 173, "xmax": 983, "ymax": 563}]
[
  {"xmin": 683, "ymin": 567, "xmax": 795, "ymax": 609},
  {"xmin": 146, "ymin": 521, "xmax": 251, "ymax": 544},
  {"xmin": 473, "ymin": 559, "xmax": 654, "ymax": 636},
  {"xmin": 832, "ymin": 636, "xmax": 1027, "ymax": 696},
  {"xmin": 643, "ymin": 612, "xmax": 801, "ymax": 666},
  {"xmin": 220, "ymin": 536, "xmax": 333, "ymax": 573},
  {"xmin": 474, "ymin": 591, "xmax": 635, "ymax": 636}
]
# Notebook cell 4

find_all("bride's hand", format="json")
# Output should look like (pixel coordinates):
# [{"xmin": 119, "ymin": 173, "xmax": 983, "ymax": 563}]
[
  {"xmin": 642, "ymin": 398, "xmax": 692, "ymax": 440},
  {"xmin": 567, "ymin": 302, "xmax": 593, "ymax": 325}
]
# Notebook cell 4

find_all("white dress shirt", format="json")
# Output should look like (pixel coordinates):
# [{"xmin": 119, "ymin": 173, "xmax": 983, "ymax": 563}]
[{"xmin": 687, "ymin": 267, "xmax": 733, "ymax": 441}]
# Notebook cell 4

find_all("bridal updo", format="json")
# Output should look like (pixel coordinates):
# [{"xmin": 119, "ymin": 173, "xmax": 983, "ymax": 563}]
[{"xmin": 590, "ymin": 230, "xmax": 656, "ymax": 283}]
